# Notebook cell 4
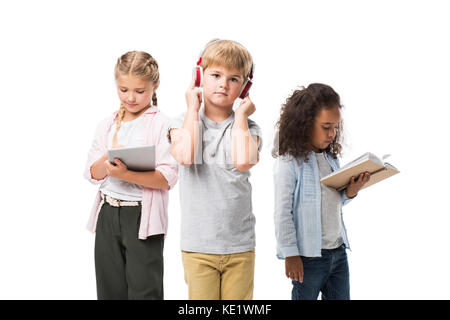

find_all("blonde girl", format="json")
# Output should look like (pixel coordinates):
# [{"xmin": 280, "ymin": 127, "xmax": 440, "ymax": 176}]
[{"xmin": 84, "ymin": 51, "xmax": 178, "ymax": 300}]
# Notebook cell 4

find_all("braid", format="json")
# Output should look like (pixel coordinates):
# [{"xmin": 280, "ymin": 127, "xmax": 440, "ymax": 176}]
[
  {"xmin": 112, "ymin": 104, "xmax": 126, "ymax": 148},
  {"xmin": 146, "ymin": 57, "xmax": 159, "ymax": 83},
  {"xmin": 145, "ymin": 57, "xmax": 159, "ymax": 106}
]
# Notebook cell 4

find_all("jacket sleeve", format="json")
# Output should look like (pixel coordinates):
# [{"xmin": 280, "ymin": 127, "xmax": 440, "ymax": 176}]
[
  {"xmin": 84, "ymin": 119, "xmax": 108, "ymax": 185},
  {"xmin": 335, "ymin": 157, "xmax": 356, "ymax": 206},
  {"xmin": 155, "ymin": 118, "xmax": 178, "ymax": 189},
  {"xmin": 341, "ymin": 190, "xmax": 355, "ymax": 206},
  {"xmin": 274, "ymin": 157, "xmax": 300, "ymax": 258}
]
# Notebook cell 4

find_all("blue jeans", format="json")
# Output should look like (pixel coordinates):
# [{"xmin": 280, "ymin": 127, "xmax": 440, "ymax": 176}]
[{"xmin": 292, "ymin": 245, "xmax": 350, "ymax": 300}]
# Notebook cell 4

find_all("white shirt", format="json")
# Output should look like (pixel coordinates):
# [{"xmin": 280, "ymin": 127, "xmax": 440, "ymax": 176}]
[{"xmin": 100, "ymin": 114, "xmax": 147, "ymax": 201}]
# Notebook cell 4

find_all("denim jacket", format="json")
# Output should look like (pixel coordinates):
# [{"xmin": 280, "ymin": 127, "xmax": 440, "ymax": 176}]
[{"xmin": 274, "ymin": 152, "xmax": 353, "ymax": 258}]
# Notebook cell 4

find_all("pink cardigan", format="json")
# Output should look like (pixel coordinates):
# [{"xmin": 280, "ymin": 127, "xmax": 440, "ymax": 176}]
[{"xmin": 84, "ymin": 106, "xmax": 178, "ymax": 239}]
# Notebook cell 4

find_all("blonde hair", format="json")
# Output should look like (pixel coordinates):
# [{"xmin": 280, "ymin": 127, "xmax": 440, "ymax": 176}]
[
  {"xmin": 112, "ymin": 51, "xmax": 160, "ymax": 147},
  {"xmin": 200, "ymin": 39, "xmax": 253, "ymax": 79}
]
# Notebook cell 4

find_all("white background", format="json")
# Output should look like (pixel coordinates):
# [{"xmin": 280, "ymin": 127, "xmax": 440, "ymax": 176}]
[{"xmin": 1, "ymin": 0, "xmax": 449, "ymax": 299}]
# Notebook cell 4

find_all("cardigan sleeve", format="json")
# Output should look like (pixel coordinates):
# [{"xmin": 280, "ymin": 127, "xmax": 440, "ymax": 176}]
[
  {"xmin": 83, "ymin": 118, "xmax": 109, "ymax": 185},
  {"xmin": 154, "ymin": 116, "xmax": 179, "ymax": 189}
]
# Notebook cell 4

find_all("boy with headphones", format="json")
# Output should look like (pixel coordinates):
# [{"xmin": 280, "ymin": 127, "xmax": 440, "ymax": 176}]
[{"xmin": 168, "ymin": 39, "xmax": 262, "ymax": 300}]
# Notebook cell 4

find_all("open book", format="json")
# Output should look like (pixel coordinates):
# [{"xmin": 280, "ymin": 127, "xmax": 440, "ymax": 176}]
[{"xmin": 320, "ymin": 152, "xmax": 399, "ymax": 191}]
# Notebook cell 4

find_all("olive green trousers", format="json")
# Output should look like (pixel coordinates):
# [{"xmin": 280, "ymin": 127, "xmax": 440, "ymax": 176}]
[{"xmin": 94, "ymin": 201, "xmax": 164, "ymax": 300}]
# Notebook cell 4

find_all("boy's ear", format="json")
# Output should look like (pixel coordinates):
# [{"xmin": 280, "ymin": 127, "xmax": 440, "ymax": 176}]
[{"xmin": 153, "ymin": 81, "xmax": 160, "ymax": 91}]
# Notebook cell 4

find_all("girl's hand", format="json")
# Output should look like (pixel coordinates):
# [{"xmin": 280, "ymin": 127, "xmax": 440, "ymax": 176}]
[
  {"xmin": 90, "ymin": 152, "xmax": 109, "ymax": 181},
  {"xmin": 345, "ymin": 171, "xmax": 370, "ymax": 198},
  {"xmin": 285, "ymin": 255, "xmax": 304, "ymax": 283},
  {"xmin": 104, "ymin": 158, "xmax": 128, "ymax": 179},
  {"xmin": 235, "ymin": 95, "xmax": 255, "ymax": 118},
  {"xmin": 185, "ymin": 77, "xmax": 202, "ymax": 112}
]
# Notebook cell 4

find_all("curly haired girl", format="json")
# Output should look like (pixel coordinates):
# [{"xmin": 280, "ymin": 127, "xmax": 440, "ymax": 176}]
[{"xmin": 273, "ymin": 83, "xmax": 370, "ymax": 300}]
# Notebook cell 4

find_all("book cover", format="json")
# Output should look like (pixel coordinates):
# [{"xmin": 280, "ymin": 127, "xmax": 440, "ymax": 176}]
[{"xmin": 320, "ymin": 152, "xmax": 399, "ymax": 191}]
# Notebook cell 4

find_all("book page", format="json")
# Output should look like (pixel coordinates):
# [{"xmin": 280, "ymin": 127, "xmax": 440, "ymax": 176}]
[{"xmin": 339, "ymin": 152, "xmax": 382, "ymax": 171}]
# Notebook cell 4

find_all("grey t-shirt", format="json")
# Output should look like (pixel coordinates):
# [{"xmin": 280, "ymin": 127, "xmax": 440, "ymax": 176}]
[
  {"xmin": 316, "ymin": 152, "xmax": 344, "ymax": 250},
  {"xmin": 169, "ymin": 109, "xmax": 262, "ymax": 254}
]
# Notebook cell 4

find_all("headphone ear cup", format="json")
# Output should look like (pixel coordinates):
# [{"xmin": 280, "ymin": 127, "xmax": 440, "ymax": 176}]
[
  {"xmin": 239, "ymin": 79, "xmax": 252, "ymax": 99},
  {"xmin": 194, "ymin": 66, "xmax": 203, "ymax": 87}
]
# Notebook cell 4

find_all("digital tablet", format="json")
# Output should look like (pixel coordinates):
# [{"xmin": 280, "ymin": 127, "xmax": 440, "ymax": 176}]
[{"xmin": 108, "ymin": 145, "xmax": 155, "ymax": 172}]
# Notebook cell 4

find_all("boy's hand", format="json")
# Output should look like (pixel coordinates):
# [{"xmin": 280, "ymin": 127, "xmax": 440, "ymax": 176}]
[
  {"xmin": 104, "ymin": 158, "xmax": 128, "ymax": 179},
  {"xmin": 185, "ymin": 77, "xmax": 202, "ymax": 112},
  {"xmin": 345, "ymin": 171, "xmax": 370, "ymax": 198},
  {"xmin": 285, "ymin": 255, "xmax": 304, "ymax": 283},
  {"xmin": 235, "ymin": 96, "xmax": 255, "ymax": 118}
]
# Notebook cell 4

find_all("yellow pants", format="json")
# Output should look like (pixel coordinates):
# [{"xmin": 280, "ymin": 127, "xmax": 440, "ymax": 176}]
[{"xmin": 181, "ymin": 249, "xmax": 255, "ymax": 300}]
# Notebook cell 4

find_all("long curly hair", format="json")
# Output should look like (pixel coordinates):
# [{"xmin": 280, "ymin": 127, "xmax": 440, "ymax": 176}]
[{"xmin": 274, "ymin": 83, "xmax": 344, "ymax": 161}]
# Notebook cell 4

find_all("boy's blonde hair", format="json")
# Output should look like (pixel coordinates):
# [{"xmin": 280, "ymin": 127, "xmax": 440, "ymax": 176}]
[
  {"xmin": 200, "ymin": 39, "xmax": 253, "ymax": 79},
  {"xmin": 113, "ymin": 51, "xmax": 159, "ymax": 147}
]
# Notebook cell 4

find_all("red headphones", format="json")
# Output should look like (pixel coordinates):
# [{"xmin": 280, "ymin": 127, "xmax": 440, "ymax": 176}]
[{"xmin": 194, "ymin": 40, "xmax": 254, "ymax": 99}]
